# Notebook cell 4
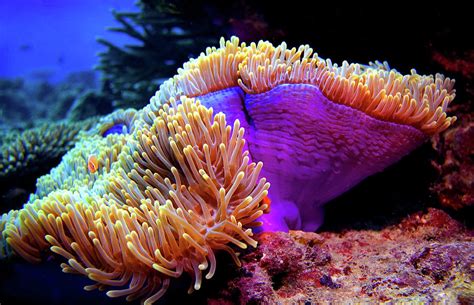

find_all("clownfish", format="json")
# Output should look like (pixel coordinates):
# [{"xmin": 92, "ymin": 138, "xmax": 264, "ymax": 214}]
[
  {"xmin": 88, "ymin": 155, "xmax": 99, "ymax": 173},
  {"xmin": 261, "ymin": 195, "xmax": 271, "ymax": 213},
  {"xmin": 262, "ymin": 195, "xmax": 271, "ymax": 206}
]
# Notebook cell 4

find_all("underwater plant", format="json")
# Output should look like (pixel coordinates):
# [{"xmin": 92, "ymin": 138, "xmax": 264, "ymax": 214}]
[
  {"xmin": 0, "ymin": 37, "xmax": 456, "ymax": 303},
  {"xmin": 96, "ymin": 0, "xmax": 226, "ymax": 109}
]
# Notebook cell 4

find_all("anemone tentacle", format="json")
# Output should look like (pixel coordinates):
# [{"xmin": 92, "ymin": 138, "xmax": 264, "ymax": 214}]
[
  {"xmin": 1, "ymin": 98, "xmax": 269, "ymax": 304},
  {"xmin": 154, "ymin": 37, "xmax": 455, "ymax": 135}
]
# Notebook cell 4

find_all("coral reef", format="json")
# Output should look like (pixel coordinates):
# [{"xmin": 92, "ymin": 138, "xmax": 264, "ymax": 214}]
[
  {"xmin": 0, "ymin": 79, "xmax": 33, "ymax": 128},
  {"xmin": 0, "ymin": 37, "xmax": 459, "ymax": 304},
  {"xmin": 431, "ymin": 120, "xmax": 474, "ymax": 210},
  {"xmin": 0, "ymin": 72, "xmax": 109, "ymax": 129},
  {"xmin": 208, "ymin": 208, "xmax": 473, "ymax": 304},
  {"xmin": 0, "ymin": 72, "xmax": 113, "ymax": 210},
  {"xmin": 0, "ymin": 119, "xmax": 98, "ymax": 181}
]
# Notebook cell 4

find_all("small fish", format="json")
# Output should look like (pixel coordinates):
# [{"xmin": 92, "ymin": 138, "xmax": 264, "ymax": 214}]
[
  {"xmin": 88, "ymin": 155, "xmax": 99, "ymax": 173},
  {"xmin": 262, "ymin": 195, "xmax": 271, "ymax": 213},
  {"xmin": 262, "ymin": 195, "xmax": 271, "ymax": 206},
  {"xmin": 19, "ymin": 44, "xmax": 32, "ymax": 51}
]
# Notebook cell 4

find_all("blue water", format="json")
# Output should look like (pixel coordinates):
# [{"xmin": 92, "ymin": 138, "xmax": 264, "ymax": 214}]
[{"xmin": 0, "ymin": 0, "xmax": 136, "ymax": 83}]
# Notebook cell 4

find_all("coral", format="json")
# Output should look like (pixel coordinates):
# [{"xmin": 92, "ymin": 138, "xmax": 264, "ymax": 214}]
[
  {"xmin": 431, "ymin": 120, "xmax": 474, "ymax": 209},
  {"xmin": 0, "ymin": 119, "xmax": 98, "ymax": 180},
  {"xmin": 432, "ymin": 50, "xmax": 474, "ymax": 80},
  {"xmin": 0, "ymin": 71, "xmax": 114, "ymax": 209},
  {"xmin": 1, "ymin": 98, "xmax": 269, "ymax": 304},
  {"xmin": 0, "ymin": 118, "xmax": 98, "ymax": 211},
  {"xmin": 0, "ymin": 72, "xmax": 109, "ymax": 129},
  {"xmin": 207, "ymin": 208, "xmax": 473, "ymax": 304},
  {"xmin": 152, "ymin": 37, "xmax": 456, "ymax": 230},
  {"xmin": 0, "ymin": 78, "xmax": 32, "ymax": 128}
]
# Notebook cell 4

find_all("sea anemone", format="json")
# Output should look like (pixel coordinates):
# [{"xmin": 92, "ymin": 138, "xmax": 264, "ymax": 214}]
[
  {"xmin": 94, "ymin": 108, "xmax": 137, "ymax": 137},
  {"xmin": 1, "ymin": 98, "xmax": 269, "ymax": 304},
  {"xmin": 151, "ymin": 37, "xmax": 456, "ymax": 231}
]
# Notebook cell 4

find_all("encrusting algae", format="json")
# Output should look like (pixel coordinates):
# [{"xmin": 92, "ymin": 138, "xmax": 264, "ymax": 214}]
[{"xmin": 0, "ymin": 37, "xmax": 456, "ymax": 303}]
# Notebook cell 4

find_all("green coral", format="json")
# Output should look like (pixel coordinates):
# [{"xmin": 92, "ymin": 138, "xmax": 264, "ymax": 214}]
[
  {"xmin": 0, "ymin": 119, "xmax": 98, "ymax": 180},
  {"xmin": 0, "ymin": 118, "xmax": 99, "ymax": 209}
]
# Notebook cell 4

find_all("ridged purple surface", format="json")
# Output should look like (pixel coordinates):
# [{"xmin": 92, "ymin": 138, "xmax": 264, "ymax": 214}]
[{"xmin": 197, "ymin": 84, "xmax": 426, "ymax": 231}]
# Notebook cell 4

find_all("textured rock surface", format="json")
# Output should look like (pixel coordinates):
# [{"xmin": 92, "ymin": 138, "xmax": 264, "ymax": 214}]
[
  {"xmin": 431, "ymin": 50, "xmax": 474, "ymax": 210},
  {"xmin": 208, "ymin": 208, "xmax": 473, "ymax": 304},
  {"xmin": 431, "ymin": 120, "xmax": 474, "ymax": 210}
]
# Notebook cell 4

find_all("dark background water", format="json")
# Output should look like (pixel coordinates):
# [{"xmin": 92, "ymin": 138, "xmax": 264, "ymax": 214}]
[{"xmin": 0, "ymin": 1, "xmax": 471, "ymax": 304}]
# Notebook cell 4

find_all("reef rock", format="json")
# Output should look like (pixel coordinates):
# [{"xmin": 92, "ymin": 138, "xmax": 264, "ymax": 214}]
[
  {"xmin": 209, "ymin": 208, "xmax": 473, "ymax": 304},
  {"xmin": 431, "ymin": 49, "xmax": 474, "ymax": 210}
]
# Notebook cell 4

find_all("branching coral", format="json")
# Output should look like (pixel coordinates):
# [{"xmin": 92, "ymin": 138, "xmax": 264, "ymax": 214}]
[{"xmin": 1, "ymin": 98, "xmax": 269, "ymax": 304}]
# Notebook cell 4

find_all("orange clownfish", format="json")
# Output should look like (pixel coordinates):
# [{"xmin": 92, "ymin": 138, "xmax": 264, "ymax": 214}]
[
  {"xmin": 262, "ymin": 195, "xmax": 271, "ymax": 213},
  {"xmin": 88, "ymin": 155, "xmax": 99, "ymax": 173},
  {"xmin": 262, "ymin": 195, "xmax": 271, "ymax": 206}
]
